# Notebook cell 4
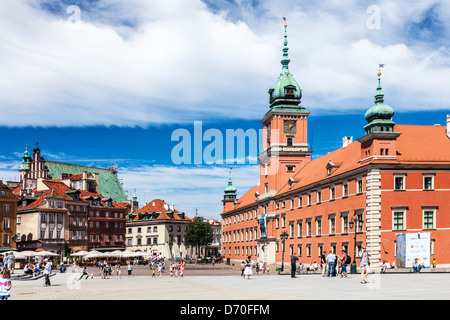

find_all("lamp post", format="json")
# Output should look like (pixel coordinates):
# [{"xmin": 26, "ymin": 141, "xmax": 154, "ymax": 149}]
[
  {"xmin": 349, "ymin": 217, "xmax": 364, "ymax": 274},
  {"xmin": 280, "ymin": 231, "xmax": 289, "ymax": 272}
]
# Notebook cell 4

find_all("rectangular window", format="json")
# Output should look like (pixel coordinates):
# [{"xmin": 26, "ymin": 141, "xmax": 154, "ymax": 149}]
[
  {"xmin": 357, "ymin": 179, "xmax": 363, "ymax": 193},
  {"xmin": 316, "ymin": 219, "xmax": 322, "ymax": 236},
  {"xmin": 342, "ymin": 215, "xmax": 349, "ymax": 233},
  {"xmin": 297, "ymin": 221, "xmax": 303, "ymax": 238},
  {"xmin": 343, "ymin": 182, "xmax": 348, "ymax": 197},
  {"xmin": 394, "ymin": 175, "xmax": 405, "ymax": 190},
  {"xmin": 329, "ymin": 217, "xmax": 336, "ymax": 234},
  {"xmin": 3, "ymin": 218, "xmax": 9, "ymax": 229},
  {"xmin": 423, "ymin": 175, "xmax": 434, "ymax": 190},
  {"xmin": 393, "ymin": 211, "xmax": 404, "ymax": 230},
  {"xmin": 423, "ymin": 210, "xmax": 435, "ymax": 229},
  {"xmin": 306, "ymin": 220, "xmax": 312, "ymax": 236},
  {"xmin": 330, "ymin": 186, "xmax": 335, "ymax": 200}
]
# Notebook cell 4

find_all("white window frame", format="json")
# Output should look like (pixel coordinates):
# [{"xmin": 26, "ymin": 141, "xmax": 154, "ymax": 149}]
[
  {"xmin": 423, "ymin": 174, "xmax": 435, "ymax": 190},
  {"xmin": 422, "ymin": 207, "xmax": 436, "ymax": 230}
]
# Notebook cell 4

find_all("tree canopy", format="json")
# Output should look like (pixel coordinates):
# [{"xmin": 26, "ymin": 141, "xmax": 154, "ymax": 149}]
[{"xmin": 184, "ymin": 216, "xmax": 214, "ymax": 253}]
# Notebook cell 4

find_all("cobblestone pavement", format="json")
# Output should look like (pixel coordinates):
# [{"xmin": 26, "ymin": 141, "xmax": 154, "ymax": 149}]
[{"xmin": 8, "ymin": 264, "xmax": 450, "ymax": 300}]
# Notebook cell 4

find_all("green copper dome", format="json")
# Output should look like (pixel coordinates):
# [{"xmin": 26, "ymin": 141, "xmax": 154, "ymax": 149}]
[
  {"xmin": 19, "ymin": 145, "xmax": 31, "ymax": 171},
  {"xmin": 223, "ymin": 171, "xmax": 237, "ymax": 201},
  {"xmin": 364, "ymin": 74, "xmax": 395, "ymax": 135},
  {"xmin": 267, "ymin": 22, "xmax": 305, "ymax": 111}
]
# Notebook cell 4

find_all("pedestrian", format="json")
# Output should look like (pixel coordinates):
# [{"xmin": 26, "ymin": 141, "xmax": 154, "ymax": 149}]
[
  {"xmin": 6, "ymin": 252, "xmax": 15, "ymax": 274},
  {"xmin": 43, "ymin": 259, "xmax": 52, "ymax": 287},
  {"xmin": 338, "ymin": 250, "xmax": 348, "ymax": 278},
  {"xmin": 240, "ymin": 261, "xmax": 245, "ymax": 277},
  {"xmin": 157, "ymin": 263, "xmax": 162, "ymax": 277},
  {"xmin": 321, "ymin": 251, "xmax": 328, "ymax": 277},
  {"xmin": 115, "ymin": 263, "xmax": 122, "ymax": 279},
  {"xmin": 432, "ymin": 258, "xmax": 437, "ymax": 268},
  {"xmin": 360, "ymin": 247, "xmax": 370, "ymax": 283},
  {"xmin": 243, "ymin": 256, "xmax": 252, "ymax": 280},
  {"xmin": 127, "ymin": 263, "xmax": 133, "ymax": 277},
  {"xmin": 180, "ymin": 263, "xmax": 185, "ymax": 277},
  {"xmin": 326, "ymin": 251, "xmax": 336, "ymax": 277},
  {"xmin": 290, "ymin": 253, "xmax": 299, "ymax": 278},
  {"xmin": 0, "ymin": 270, "xmax": 11, "ymax": 300}
]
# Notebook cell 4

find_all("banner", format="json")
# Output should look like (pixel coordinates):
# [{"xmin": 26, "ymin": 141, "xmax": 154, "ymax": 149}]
[
  {"xmin": 405, "ymin": 232, "xmax": 431, "ymax": 268},
  {"xmin": 396, "ymin": 233, "xmax": 406, "ymax": 268},
  {"xmin": 396, "ymin": 232, "xmax": 431, "ymax": 268}
]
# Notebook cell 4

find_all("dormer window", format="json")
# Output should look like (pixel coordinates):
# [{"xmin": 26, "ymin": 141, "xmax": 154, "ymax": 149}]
[{"xmin": 284, "ymin": 86, "xmax": 295, "ymax": 95}]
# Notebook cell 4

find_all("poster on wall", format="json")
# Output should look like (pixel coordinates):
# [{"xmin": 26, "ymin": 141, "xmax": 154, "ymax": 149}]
[
  {"xmin": 259, "ymin": 214, "xmax": 267, "ymax": 238},
  {"xmin": 405, "ymin": 232, "xmax": 431, "ymax": 268},
  {"xmin": 396, "ymin": 233, "xmax": 406, "ymax": 268},
  {"xmin": 396, "ymin": 232, "xmax": 431, "ymax": 268}
]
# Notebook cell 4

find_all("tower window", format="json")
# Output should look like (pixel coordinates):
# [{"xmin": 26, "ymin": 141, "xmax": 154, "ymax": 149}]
[
  {"xmin": 287, "ymin": 137, "xmax": 293, "ymax": 146},
  {"xmin": 285, "ymin": 88, "xmax": 295, "ymax": 95}
]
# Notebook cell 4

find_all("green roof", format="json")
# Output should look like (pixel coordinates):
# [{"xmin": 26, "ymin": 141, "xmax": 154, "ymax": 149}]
[
  {"xmin": 44, "ymin": 161, "xmax": 127, "ymax": 202},
  {"xmin": 266, "ymin": 22, "xmax": 307, "ymax": 115}
]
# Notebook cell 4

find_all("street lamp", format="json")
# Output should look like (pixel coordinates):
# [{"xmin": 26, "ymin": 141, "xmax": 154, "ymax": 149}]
[
  {"xmin": 349, "ymin": 216, "xmax": 364, "ymax": 274},
  {"xmin": 280, "ymin": 231, "xmax": 289, "ymax": 272}
]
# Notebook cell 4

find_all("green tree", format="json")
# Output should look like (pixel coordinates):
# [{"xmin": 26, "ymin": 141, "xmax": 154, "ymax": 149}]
[{"xmin": 184, "ymin": 217, "xmax": 214, "ymax": 256}]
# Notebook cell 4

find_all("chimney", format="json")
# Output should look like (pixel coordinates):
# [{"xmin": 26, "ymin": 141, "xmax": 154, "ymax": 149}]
[
  {"xmin": 447, "ymin": 115, "xmax": 450, "ymax": 138},
  {"xmin": 343, "ymin": 136, "xmax": 353, "ymax": 148}
]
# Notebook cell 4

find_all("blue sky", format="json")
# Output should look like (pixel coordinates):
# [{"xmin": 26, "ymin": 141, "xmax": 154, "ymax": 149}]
[{"xmin": 0, "ymin": 0, "xmax": 449, "ymax": 219}]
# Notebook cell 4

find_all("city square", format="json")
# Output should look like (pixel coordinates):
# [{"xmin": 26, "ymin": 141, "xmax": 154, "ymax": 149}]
[
  {"xmin": 9, "ymin": 264, "xmax": 450, "ymax": 300},
  {"xmin": 1, "ymin": 1, "xmax": 450, "ymax": 307}
]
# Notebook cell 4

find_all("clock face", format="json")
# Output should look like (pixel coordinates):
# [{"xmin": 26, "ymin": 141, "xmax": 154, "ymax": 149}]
[{"xmin": 283, "ymin": 120, "xmax": 296, "ymax": 133}]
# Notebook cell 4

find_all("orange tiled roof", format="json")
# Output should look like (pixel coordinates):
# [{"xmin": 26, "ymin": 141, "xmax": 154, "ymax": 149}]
[
  {"xmin": 132, "ymin": 199, "xmax": 190, "ymax": 221},
  {"xmin": 230, "ymin": 124, "xmax": 450, "ymax": 212}
]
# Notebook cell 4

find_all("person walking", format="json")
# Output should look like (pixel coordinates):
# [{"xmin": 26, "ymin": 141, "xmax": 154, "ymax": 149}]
[
  {"xmin": 243, "ymin": 256, "xmax": 252, "ymax": 280},
  {"xmin": 43, "ymin": 259, "xmax": 52, "ymax": 287},
  {"xmin": 6, "ymin": 252, "xmax": 15, "ymax": 274},
  {"xmin": 290, "ymin": 254, "xmax": 299, "ymax": 278},
  {"xmin": 321, "ymin": 251, "xmax": 328, "ymax": 277},
  {"xmin": 115, "ymin": 263, "xmax": 122, "ymax": 279},
  {"xmin": 180, "ymin": 263, "xmax": 185, "ymax": 277},
  {"xmin": 338, "ymin": 250, "xmax": 348, "ymax": 278},
  {"xmin": 360, "ymin": 247, "xmax": 370, "ymax": 283},
  {"xmin": 157, "ymin": 263, "xmax": 162, "ymax": 277}
]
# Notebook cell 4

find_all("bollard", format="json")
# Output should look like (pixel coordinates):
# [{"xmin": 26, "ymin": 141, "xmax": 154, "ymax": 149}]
[{"xmin": 350, "ymin": 263, "xmax": 357, "ymax": 274}]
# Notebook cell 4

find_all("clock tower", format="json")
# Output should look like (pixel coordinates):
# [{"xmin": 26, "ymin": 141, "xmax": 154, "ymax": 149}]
[{"xmin": 258, "ymin": 21, "xmax": 311, "ymax": 195}]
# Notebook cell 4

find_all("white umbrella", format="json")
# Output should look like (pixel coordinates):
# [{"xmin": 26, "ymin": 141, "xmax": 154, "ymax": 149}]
[
  {"xmin": 14, "ymin": 251, "xmax": 37, "ymax": 258},
  {"xmin": 71, "ymin": 250, "xmax": 89, "ymax": 257},
  {"xmin": 34, "ymin": 250, "xmax": 59, "ymax": 257},
  {"xmin": 84, "ymin": 251, "xmax": 107, "ymax": 259}
]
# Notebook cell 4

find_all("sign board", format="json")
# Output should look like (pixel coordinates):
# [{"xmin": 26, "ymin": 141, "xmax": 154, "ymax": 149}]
[{"xmin": 396, "ymin": 232, "xmax": 431, "ymax": 268}]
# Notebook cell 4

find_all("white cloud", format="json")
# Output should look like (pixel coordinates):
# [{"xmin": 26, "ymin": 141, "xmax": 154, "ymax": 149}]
[
  {"xmin": 119, "ymin": 164, "xmax": 259, "ymax": 220},
  {"xmin": 0, "ymin": 0, "xmax": 449, "ymax": 126}
]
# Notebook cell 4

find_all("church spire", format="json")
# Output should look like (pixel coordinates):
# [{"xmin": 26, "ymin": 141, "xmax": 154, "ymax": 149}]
[
  {"xmin": 281, "ymin": 17, "xmax": 290, "ymax": 70},
  {"xmin": 364, "ymin": 65, "xmax": 395, "ymax": 135}
]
